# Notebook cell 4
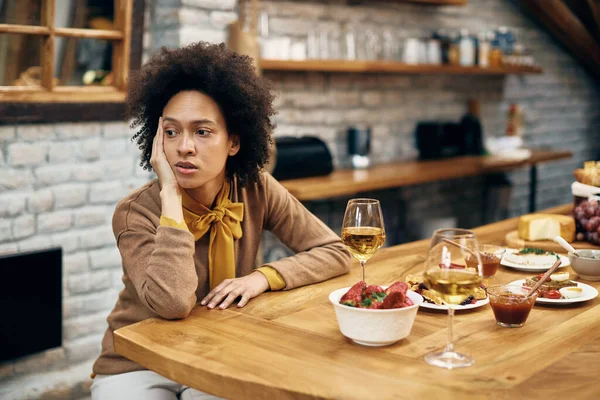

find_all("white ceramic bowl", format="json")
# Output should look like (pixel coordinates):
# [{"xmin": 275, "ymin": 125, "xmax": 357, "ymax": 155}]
[
  {"xmin": 329, "ymin": 287, "xmax": 423, "ymax": 347},
  {"xmin": 569, "ymin": 249, "xmax": 600, "ymax": 281}
]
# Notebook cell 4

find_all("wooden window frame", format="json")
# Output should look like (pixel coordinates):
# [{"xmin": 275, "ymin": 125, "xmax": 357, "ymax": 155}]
[{"xmin": 0, "ymin": 0, "xmax": 145, "ymax": 123}]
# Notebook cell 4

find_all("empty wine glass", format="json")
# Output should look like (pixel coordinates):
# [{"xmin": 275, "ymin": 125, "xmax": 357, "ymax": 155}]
[
  {"xmin": 423, "ymin": 228, "xmax": 483, "ymax": 369},
  {"xmin": 341, "ymin": 198, "xmax": 386, "ymax": 283}
]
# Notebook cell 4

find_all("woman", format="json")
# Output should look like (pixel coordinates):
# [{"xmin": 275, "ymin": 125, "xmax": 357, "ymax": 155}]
[{"xmin": 90, "ymin": 42, "xmax": 351, "ymax": 399}]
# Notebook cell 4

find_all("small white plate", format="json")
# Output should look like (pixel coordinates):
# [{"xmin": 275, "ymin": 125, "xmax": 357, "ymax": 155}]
[
  {"xmin": 419, "ymin": 296, "xmax": 489, "ymax": 311},
  {"xmin": 508, "ymin": 279, "xmax": 599, "ymax": 305},
  {"xmin": 501, "ymin": 248, "xmax": 570, "ymax": 272}
]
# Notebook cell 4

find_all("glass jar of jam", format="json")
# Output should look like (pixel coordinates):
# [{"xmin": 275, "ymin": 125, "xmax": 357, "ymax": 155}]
[{"xmin": 488, "ymin": 285, "xmax": 537, "ymax": 328}]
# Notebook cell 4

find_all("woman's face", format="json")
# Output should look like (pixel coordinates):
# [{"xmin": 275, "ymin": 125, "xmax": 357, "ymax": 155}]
[{"xmin": 161, "ymin": 90, "xmax": 239, "ymax": 191}]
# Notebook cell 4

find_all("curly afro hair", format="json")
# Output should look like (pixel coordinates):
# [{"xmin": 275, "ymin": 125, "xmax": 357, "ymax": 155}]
[{"xmin": 127, "ymin": 42, "xmax": 276, "ymax": 187}]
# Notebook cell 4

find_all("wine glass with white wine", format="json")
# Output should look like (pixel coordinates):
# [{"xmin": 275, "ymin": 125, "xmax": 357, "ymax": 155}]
[
  {"xmin": 341, "ymin": 198, "xmax": 386, "ymax": 283},
  {"xmin": 423, "ymin": 228, "xmax": 483, "ymax": 369}
]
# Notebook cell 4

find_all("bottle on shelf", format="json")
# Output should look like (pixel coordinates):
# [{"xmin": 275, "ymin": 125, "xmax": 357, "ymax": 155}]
[
  {"xmin": 477, "ymin": 32, "xmax": 490, "ymax": 68},
  {"xmin": 505, "ymin": 103, "xmax": 523, "ymax": 137},
  {"xmin": 459, "ymin": 29, "xmax": 475, "ymax": 66}
]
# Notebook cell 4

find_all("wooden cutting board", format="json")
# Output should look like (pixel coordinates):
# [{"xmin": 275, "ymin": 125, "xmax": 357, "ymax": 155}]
[{"xmin": 504, "ymin": 230, "xmax": 600, "ymax": 253}]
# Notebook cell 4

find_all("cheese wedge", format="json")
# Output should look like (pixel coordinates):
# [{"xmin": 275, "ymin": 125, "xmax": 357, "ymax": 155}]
[{"xmin": 517, "ymin": 214, "xmax": 575, "ymax": 243}]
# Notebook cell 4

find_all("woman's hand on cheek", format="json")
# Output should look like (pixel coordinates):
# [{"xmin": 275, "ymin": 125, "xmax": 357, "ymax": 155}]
[
  {"xmin": 200, "ymin": 271, "xmax": 270, "ymax": 310},
  {"xmin": 150, "ymin": 117, "xmax": 179, "ymax": 193}
]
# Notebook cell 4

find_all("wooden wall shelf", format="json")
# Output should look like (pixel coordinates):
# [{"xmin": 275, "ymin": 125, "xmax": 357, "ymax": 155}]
[{"xmin": 260, "ymin": 59, "xmax": 543, "ymax": 75}]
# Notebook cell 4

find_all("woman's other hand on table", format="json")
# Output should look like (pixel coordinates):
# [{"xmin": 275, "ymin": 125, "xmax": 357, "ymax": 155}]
[{"xmin": 201, "ymin": 271, "xmax": 270, "ymax": 309}]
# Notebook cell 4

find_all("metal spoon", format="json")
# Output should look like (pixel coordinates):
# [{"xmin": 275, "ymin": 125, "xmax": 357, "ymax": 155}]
[{"xmin": 553, "ymin": 236, "xmax": 579, "ymax": 257}]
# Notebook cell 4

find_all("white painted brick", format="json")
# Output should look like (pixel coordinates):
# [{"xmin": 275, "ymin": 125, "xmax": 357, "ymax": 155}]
[
  {"xmin": 53, "ymin": 183, "xmax": 88, "ymax": 209},
  {"xmin": 73, "ymin": 206, "xmax": 111, "ymax": 227},
  {"xmin": 125, "ymin": 177, "xmax": 153, "ymax": 192},
  {"xmin": 0, "ymin": 169, "xmax": 34, "ymax": 190},
  {"xmin": 112, "ymin": 269, "xmax": 124, "ymax": 289},
  {"xmin": 12, "ymin": 215, "xmax": 35, "ymax": 239},
  {"xmin": 55, "ymin": 123, "xmax": 102, "ymax": 139},
  {"xmin": 17, "ymin": 236, "xmax": 53, "ymax": 252},
  {"xmin": 80, "ymin": 226, "xmax": 115, "ymax": 249},
  {"xmin": 99, "ymin": 138, "xmax": 128, "ymax": 156},
  {"xmin": 0, "ymin": 242, "xmax": 18, "ymax": 255},
  {"xmin": 72, "ymin": 163, "xmax": 105, "ymax": 182},
  {"xmin": 179, "ymin": 26, "xmax": 226, "ymax": 45},
  {"xmin": 63, "ymin": 290, "xmax": 118, "ymax": 318},
  {"xmin": 38, "ymin": 210, "xmax": 73, "ymax": 233},
  {"xmin": 63, "ymin": 252, "xmax": 90, "ymax": 275},
  {"xmin": 27, "ymin": 189, "xmax": 54, "ymax": 213},
  {"xmin": 89, "ymin": 181, "xmax": 126, "ymax": 204},
  {"xmin": 103, "ymin": 158, "xmax": 134, "ymax": 178},
  {"xmin": 16, "ymin": 124, "xmax": 55, "ymax": 141},
  {"xmin": 181, "ymin": 0, "xmax": 236, "ymax": 10},
  {"xmin": 51, "ymin": 231, "xmax": 80, "ymax": 254},
  {"xmin": 80, "ymin": 138, "xmax": 102, "ymax": 161},
  {"xmin": 209, "ymin": 10, "xmax": 237, "ymax": 28},
  {"xmin": 67, "ymin": 270, "xmax": 112, "ymax": 295},
  {"xmin": 13, "ymin": 348, "xmax": 67, "ymax": 374},
  {"xmin": 330, "ymin": 91, "xmax": 361, "ymax": 108},
  {"xmin": 178, "ymin": 7, "xmax": 209, "ymax": 25},
  {"xmin": 88, "ymin": 247, "xmax": 121, "ymax": 269},
  {"xmin": 155, "ymin": 6, "xmax": 183, "ymax": 26},
  {"xmin": 102, "ymin": 122, "xmax": 132, "ymax": 139},
  {"xmin": 7, "ymin": 142, "xmax": 48, "ymax": 167},
  {"xmin": 0, "ymin": 219, "xmax": 12, "ymax": 243},
  {"xmin": 63, "ymin": 312, "xmax": 108, "ymax": 341},
  {"xmin": 48, "ymin": 141, "xmax": 77, "ymax": 163},
  {"xmin": 0, "ymin": 126, "xmax": 16, "ymax": 142},
  {"xmin": 34, "ymin": 164, "xmax": 73, "ymax": 186},
  {"xmin": 361, "ymin": 91, "xmax": 383, "ymax": 107},
  {"xmin": 0, "ymin": 191, "xmax": 28, "ymax": 217},
  {"xmin": 63, "ymin": 334, "xmax": 103, "ymax": 364}
]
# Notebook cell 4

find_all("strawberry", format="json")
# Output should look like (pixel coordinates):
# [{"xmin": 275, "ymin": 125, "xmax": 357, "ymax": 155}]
[
  {"xmin": 362, "ymin": 285, "xmax": 383, "ymax": 299},
  {"xmin": 385, "ymin": 281, "xmax": 409, "ymax": 296},
  {"xmin": 340, "ymin": 281, "xmax": 366, "ymax": 303},
  {"xmin": 381, "ymin": 291, "xmax": 406, "ymax": 309}
]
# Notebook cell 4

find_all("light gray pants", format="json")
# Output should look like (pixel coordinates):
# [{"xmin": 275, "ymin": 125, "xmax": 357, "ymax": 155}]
[{"xmin": 91, "ymin": 370, "xmax": 224, "ymax": 400}]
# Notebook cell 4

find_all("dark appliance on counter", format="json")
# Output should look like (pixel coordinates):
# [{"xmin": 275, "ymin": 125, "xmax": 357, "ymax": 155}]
[
  {"xmin": 1, "ymin": 248, "xmax": 62, "ymax": 361},
  {"xmin": 347, "ymin": 125, "xmax": 371, "ymax": 169},
  {"xmin": 272, "ymin": 136, "xmax": 333, "ymax": 181},
  {"xmin": 415, "ymin": 113, "xmax": 484, "ymax": 160}
]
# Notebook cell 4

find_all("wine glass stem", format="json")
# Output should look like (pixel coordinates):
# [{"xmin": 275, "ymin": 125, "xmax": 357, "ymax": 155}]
[
  {"xmin": 444, "ymin": 306, "xmax": 455, "ymax": 353},
  {"xmin": 360, "ymin": 260, "xmax": 366, "ymax": 282}
]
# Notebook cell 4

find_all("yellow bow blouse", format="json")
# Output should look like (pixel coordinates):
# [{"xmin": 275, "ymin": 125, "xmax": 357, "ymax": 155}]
[{"xmin": 159, "ymin": 180, "xmax": 285, "ymax": 291}]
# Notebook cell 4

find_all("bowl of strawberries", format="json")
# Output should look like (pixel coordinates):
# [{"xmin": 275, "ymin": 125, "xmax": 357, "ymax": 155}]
[{"xmin": 329, "ymin": 281, "xmax": 423, "ymax": 347}]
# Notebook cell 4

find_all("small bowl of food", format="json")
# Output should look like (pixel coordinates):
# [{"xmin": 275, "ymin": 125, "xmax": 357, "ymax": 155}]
[
  {"xmin": 488, "ymin": 285, "xmax": 537, "ymax": 328},
  {"xmin": 329, "ymin": 281, "xmax": 423, "ymax": 347},
  {"xmin": 568, "ymin": 249, "xmax": 600, "ymax": 281}
]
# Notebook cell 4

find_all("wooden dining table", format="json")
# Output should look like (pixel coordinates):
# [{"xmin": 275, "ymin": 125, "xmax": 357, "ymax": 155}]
[{"xmin": 114, "ymin": 204, "xmax": 600, "ymax": 399}]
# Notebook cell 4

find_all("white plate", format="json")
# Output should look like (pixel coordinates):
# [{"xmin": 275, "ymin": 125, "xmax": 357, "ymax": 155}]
[
  {"xmin": 508, "ymin": 279, "xmax": 598, "ymax": 305},
  {"xmin": 419, "ymin": 296, "xmax": 489, "ymax": 311},
  {"xmin": 501, "ymin": 248, "xmax": 570, "ymax": 272}
]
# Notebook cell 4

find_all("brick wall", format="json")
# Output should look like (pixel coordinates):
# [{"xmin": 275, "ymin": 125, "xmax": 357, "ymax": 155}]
[{"xmin": 1, "ymin": 0, "xmax": 599, "ymax": 398}]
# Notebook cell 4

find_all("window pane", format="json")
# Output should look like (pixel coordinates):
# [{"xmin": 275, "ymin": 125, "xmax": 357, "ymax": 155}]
[
  {"xmin": 55, "ymin": 0, "xmax": 114, "ymax": 29},
  {"xmin": 0, "ymin": 33, "xmax": 42, "ymax": 86},
  {"xmin": 0, "ymin": 0, "xmax": 42, "ymax": 25},
  {"xmin": 55, "ymin": 37, "xmax": 113, "ymax": 86}
]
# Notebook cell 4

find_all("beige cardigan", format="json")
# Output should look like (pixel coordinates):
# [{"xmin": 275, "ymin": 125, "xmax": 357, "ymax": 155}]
[{"xmin": 92, "ymin": 172, "xmax": 351, "ymax": 375}]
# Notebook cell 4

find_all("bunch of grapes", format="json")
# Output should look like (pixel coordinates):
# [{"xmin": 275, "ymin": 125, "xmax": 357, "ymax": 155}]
[{"xmin": 574, "ymin": 199, "xmax": 600, "ymax": 245}]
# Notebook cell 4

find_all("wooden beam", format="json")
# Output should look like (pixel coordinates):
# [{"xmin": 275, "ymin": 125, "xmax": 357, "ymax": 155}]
[
  {"xmin": 113, "ymin": 0, "xmax": 133, "ymax": 90},
  {"xmin": 0, "ymin": 24, "xmax": 124, "ymax": 40},
  {"xmin": 40, "ymin": 0, "xmax": 55, "ymax": 90},
  {"xmin": 520, "ymin": 0, "xmax": 600, "ymax": 78}
]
